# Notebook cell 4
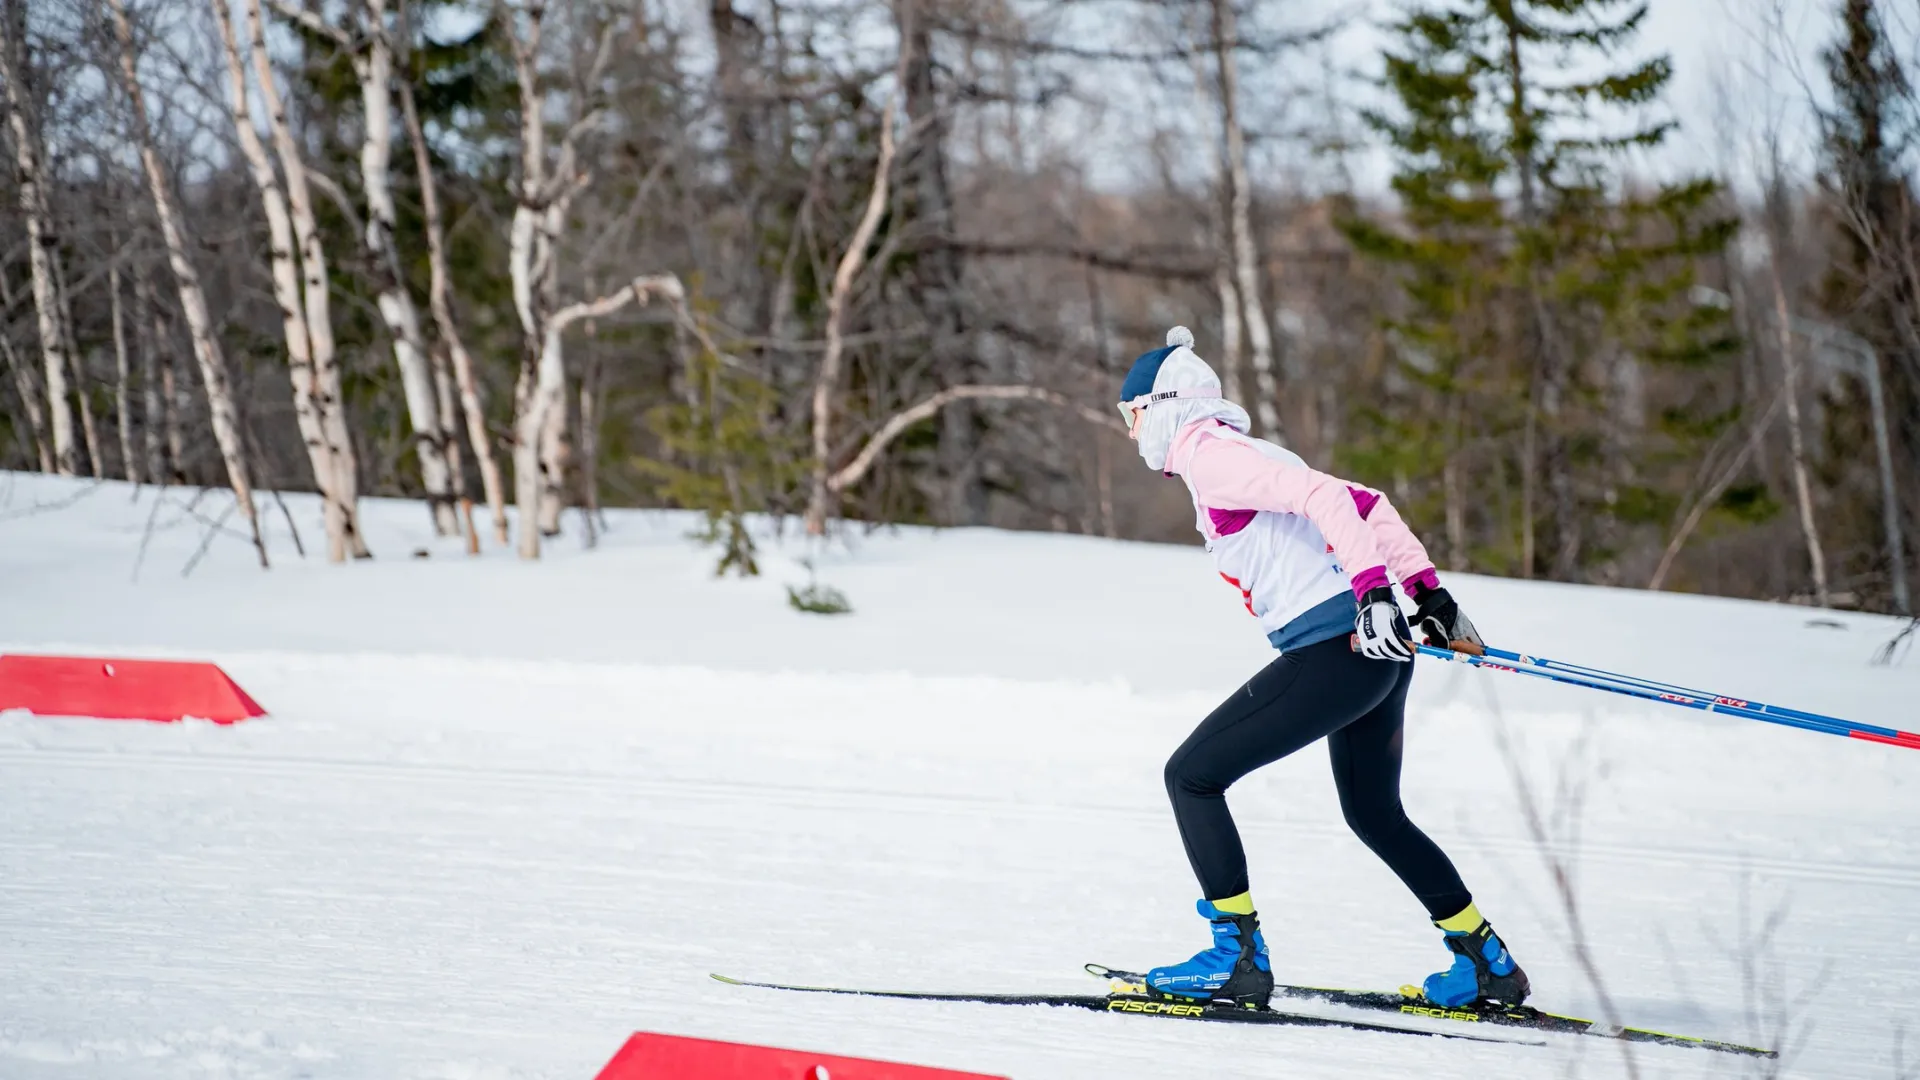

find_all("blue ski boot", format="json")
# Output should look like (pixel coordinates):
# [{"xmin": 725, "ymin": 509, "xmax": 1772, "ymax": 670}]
[
  {"xmin": 1145, "ymin": 897, "xmax": 1273, "ymax": 1006},
  {"xmin": 1422, "ymin": 903, "xmax": 1529, "ymax": 1008}
]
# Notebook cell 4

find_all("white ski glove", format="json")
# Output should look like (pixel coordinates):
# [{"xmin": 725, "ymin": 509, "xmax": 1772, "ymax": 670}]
[{"xmin": 1354, "ymin": 586, "xmax": 1415, "ymax": 662}]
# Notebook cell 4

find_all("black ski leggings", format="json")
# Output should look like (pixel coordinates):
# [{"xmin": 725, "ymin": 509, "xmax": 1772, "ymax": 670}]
[{"xmin": 1163, "ymin": 633, "xmax": 1472, "ymax": 920}]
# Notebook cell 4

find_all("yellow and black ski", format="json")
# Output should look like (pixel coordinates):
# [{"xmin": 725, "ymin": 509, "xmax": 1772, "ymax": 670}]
[
  {"xmin": 710, "ymin": 973, "xmax": 1537, "ymax": 1045},
  {"xmin": 1084, "ymin": 963, "xmax": 1775, "ymax": 1058}
]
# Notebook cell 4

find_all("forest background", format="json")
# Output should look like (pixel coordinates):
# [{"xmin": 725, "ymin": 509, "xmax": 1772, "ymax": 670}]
[{"xmin": 5, "ymin": 0, "xmax": 1919, "ymax": 615}]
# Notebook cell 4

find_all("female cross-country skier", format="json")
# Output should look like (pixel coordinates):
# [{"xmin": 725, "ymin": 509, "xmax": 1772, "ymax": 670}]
[{"xmin": 1120, "ymin": 325, "xmax": 1528, "ymax": 1011}]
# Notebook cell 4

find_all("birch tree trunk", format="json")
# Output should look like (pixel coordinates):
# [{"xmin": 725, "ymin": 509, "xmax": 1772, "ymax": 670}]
[
  {"xmin": 108, "ymin": 0, "xmax": 267, "ymax": 566},
  {"xmin": 241, "ymin": 0, "xmax": 367, "ymax": 558},
  {"xmin": 578, "ymin": 359, "xmax": 601, "ymax": 540},
  {"xmin": 804, "ymin": 74, "xmax": 901, "ymax": 536},
  {"xmin": 1213, "ymin": 263, "xmax": 1244, "ymax": 404},
  {"xmin": 161, "ymin": 346, "xmax": 184, "ymax": 482},
  {"xmin": 352, "ymin": 0, "xmax": 456, "ymax": 535},
  {"xmin": 53, "ymin": 256, "xmax": 102, "ymax": 477},
  {"xmin": 0, "ymin": 271, "xmax": 52, "ymax": 471},
  {"xmin": 504, "ymin": 2, "xmax": 619, "ymax": 555},
  {"xmin": 1182, "ymin": 34, "xmax": 1243, "ymax": 408},
  {"xmin": 537, "ymin": 378, "xmax": 569, "ymax": 536},
  {"xmin": 215, "ymin": 0, "xmax": 351, "ymax": 554},
  {"xmin": 110, "ymin": 260, "xmax": 140, "ymax": 483},
  {"xmin": 533, "ymin": 201, "xmax": 569, "ymax": 537},
  {"xmin": 1769, "ymin": 248, "xmax": 1830, "ymax": 607},
  {"xmin": 399, "ymin": 71, "xmax": 505, "ymax": 543},
  {"xmin": 507, "ymin": 4, "xmax": 552, "ymax": 555},
  {"xmin": 211, "ymin": 0, "xmax": 327, "ymax": 498},
  {"xmin": 1211, "ymin": 0, "xmax": 1280, "ymax": 441},
  {"xmin": 510, "ymin": 372, "xmax": 559, "ymax": 556},
  {"xmin": 0, "ymin": 17, "xmax": 76, "ymax": 475},
  {"xmin": 132, "ymin": 261, "xmax": 169, "ymax": 483},
  {"xmin": 432, "ymin": 344, "xmax": 465, "ymax": 501},
  {"xmin": 80, "ymin": 349, "xmax": 106, "ymax": 475},
  {"xmin": 513, "ymin": 276, "xmax": 684, "ymax": 558},
  {"xmin": 2, "ymin": 327, "xmax": 52, "ymax": 471}
]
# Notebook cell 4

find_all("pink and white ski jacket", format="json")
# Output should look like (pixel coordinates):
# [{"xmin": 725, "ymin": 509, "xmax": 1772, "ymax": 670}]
[{"xmin": 1166, "ymin": 421, "xmax": 1440, "ymax": 647}]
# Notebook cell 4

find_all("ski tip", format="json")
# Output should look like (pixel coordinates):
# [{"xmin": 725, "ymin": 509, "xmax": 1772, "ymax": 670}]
[
  {"xmin": 1083, "ymin": 964, "xmax": 1114, "ymax": 979},
  {"xmin": 709, "ymin": 973, "xmax": 746, "ymax": 986}
]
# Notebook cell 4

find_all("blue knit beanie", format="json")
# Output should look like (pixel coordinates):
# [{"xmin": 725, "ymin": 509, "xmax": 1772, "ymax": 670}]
[{"xmin": 1118, "ymin": 326, "xmax": 1197, "ymax": 403}]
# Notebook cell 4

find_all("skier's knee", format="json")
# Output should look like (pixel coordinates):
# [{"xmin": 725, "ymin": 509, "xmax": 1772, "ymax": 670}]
[
  {"xmin": 1163, "ymin": 753, "xmax": 1187, "ymax": 800},
  {"xmin": 1164, "ymin": 750, "xmax": 1219, "ymax": 800},
  {"xmin": 1340, "ymin": 794, "xmax": 1407, "ymax": 846}
]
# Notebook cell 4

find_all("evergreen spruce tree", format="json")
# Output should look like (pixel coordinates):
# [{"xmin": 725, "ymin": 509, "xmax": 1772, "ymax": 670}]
[
  {"xmin": 1348, "ymin": 0, "xmax": 1734, "ymax": 582},
  {"xmin": 1342, "ymin": 7, "xmax": 1514, "ymax": 573}
]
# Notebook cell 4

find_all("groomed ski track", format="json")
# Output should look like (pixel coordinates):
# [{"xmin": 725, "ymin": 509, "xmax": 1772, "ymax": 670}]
[{"xmin": 2, "ymin": 474, "xmax": 1916, "ymax": 1079}]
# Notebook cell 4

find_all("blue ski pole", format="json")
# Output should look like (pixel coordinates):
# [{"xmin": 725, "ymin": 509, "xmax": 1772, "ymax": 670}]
[
  {"xmin": 1414, "ymin": 641, "xmax": 1920, "ymax": 751},
  {"xmin": 1466, "ymin": 643, "xmax": 1900, "ymax": 741}
]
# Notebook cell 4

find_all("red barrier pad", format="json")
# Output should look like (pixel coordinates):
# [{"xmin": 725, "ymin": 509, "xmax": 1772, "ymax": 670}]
[
  {"xmin": 593, "ymin": 1033, "xmax": 1007, "ymax": 1080},
  {"xmin": 0, "ymin": 654, "xmax": 265, "ymax": 724}
]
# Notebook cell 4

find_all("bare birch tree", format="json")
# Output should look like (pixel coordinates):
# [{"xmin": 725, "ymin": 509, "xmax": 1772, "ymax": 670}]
[
  {"xmin": 396, "ymin": 43, "xmax": 503, "ymax": 543},
  {"xmin": 504, "ymin": 0, "xmax": 624, "ymax": 555},
  {"xmin": 0, "ymin": 270, "xmax": 52, "ymax": 471},
  {"xmin": 214, "ymin": 0, "xmax": 346, "ymax": 554},
  {"xmin": 0, "ymin": 9, "xmax": 76, "ymax": 475},
  {"xmin": 1749, "ymin": 27, "xmax": 1833, "ymax": 607},
  {"xmin": 238, "ymin": 0, "xmax": 368, "ymax": 559},
  {"xmin": 160, "ymin": 349, "xmax": 183, "ymax": 480},
  {"xmin": 131, "ymin": 260, "xmax": 170, "ymax": 483},
  {"xmin": 1212, "ymin": 265, "xmax": 1244, "ymax": 402},
  {"xmin": 1181, "ymin": 34, "xmax": 1244, "ymax": 405},
  {"xmin": 360, "ymin": 0, "xmax": 458, "ymax": 534},
  {"xmin": 109, "ymin": 258, "xmax": 139, "ymax": 483},
  {"xmin": 1, "ymin": 335, "xmax": 49, "ymax": 469},
  {"xmin": 52, "ymin": 255, "xmax": 101, "ymax": 476},
  {"xmin": 1766, "ymin": 215, "xmax": 1831, "ymax": 607},
  {"xmin": 516, "ymin": 275, "xmax": 686, "ymax": 558},
  {"xmin": 274, "ymin": 0, "xmax": 458, "ymax": 534},
  {"xmin": 804, "ymin": 54, "xmax": 905, "ymax": 536},
  {"xmin": 1210, "ymin": 0, "xmax": 1281, "ymax": 440},
  {"xmin": 107, "ymin": 0, "xmax": 267, "ymax": 565}
]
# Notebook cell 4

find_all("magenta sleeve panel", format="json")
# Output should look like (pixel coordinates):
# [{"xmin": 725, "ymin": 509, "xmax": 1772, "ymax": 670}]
[{"xmin": 1346, "ymin": 485, "xmax": 1439, "ymax": 596}]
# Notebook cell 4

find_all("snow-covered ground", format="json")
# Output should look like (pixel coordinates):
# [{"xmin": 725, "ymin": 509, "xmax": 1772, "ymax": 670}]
[{"xmin": 1, "ymin": 472, "xmax": 1915, "ymax": 1079}]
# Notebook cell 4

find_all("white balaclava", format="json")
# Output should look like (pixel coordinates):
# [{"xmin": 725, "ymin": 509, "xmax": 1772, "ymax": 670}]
[{"xmin": 1122, "ymin": 326, "xmax": 1253, "ymax": 472}]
